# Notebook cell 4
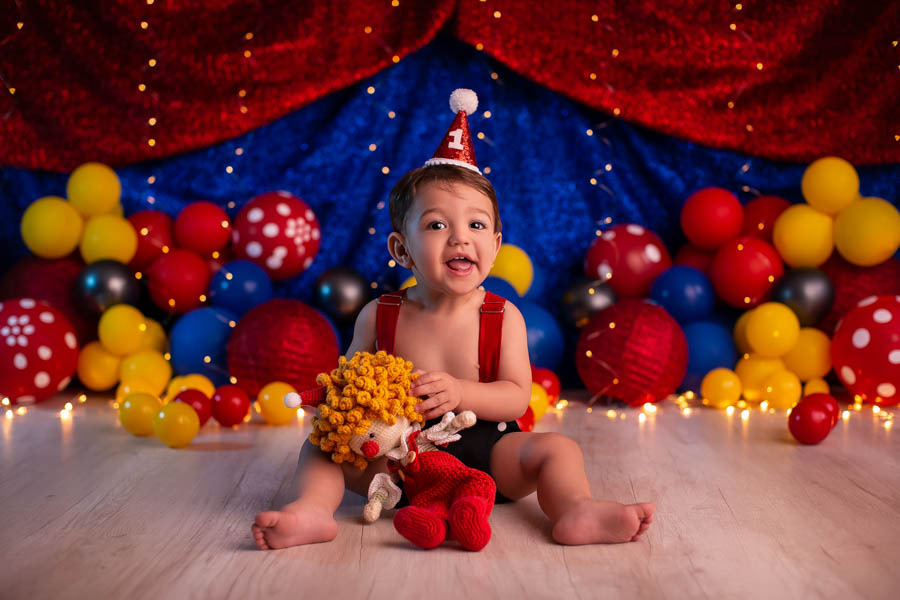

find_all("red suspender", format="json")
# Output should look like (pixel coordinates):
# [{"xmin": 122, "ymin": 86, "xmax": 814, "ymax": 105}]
[
  {"xmin": 478, "ymin": 291, "xmax": 506, "ymax": 383},
  {"xmin": 375, "ymin": 289, "xmax": 506, "ymax": 383},
  {"xmin": 375, "ymin": 289, "xmax": 405, "ymax": 354}
]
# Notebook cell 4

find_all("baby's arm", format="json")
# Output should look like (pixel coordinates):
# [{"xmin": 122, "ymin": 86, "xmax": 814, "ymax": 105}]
[
  {"xmin": 344, "ymin": 298, "xmax": 379, "ymax": 355},
  {"xmin": 412, "ymin": 301, "xmax": 531, "ymax": 422}
]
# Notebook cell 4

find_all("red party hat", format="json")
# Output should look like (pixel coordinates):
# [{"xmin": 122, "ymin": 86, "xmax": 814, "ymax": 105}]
[{"xmin": 423, "ymin": 88, "xmax": 481, "ymax": 174}]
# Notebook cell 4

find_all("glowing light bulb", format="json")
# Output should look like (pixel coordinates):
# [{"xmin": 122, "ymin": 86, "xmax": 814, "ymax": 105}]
[{"xmin": 740, "ymin": 409, "xmax": 750, "ymax": 421}]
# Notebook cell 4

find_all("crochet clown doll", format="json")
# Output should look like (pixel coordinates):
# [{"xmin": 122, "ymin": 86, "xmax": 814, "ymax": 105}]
[{"xmin": 285, "ymin": 351, "xmax": 496, "ymax": 551}]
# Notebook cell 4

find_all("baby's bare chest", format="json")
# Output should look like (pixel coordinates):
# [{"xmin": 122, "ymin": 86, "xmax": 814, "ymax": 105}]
[{"xmin": 391, "ymin": 310, "xmax": 482, "ymax": 381}]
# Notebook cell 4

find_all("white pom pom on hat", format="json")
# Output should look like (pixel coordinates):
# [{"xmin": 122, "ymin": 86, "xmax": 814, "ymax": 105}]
[
  {"xmin": 424, "ymin": 88, "xmax": 481, "ymax": 174},
  {"xmin": 449, "ymin": 88, "xmax": 478, "ymax": 116}
]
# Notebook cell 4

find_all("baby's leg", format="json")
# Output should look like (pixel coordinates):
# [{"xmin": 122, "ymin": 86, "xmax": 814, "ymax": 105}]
[
  {"xmin": 252, "ymin": 440, "xmax": 344, "ymax": 550},
  {"xmin": 491, "ymin": 432, "xmax": 654, "ymax": 545}
]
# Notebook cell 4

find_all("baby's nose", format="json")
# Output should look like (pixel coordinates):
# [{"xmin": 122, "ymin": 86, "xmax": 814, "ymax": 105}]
[{"xmin": 362, "ymin": 440, "xmax": 379, "ymax": 458}]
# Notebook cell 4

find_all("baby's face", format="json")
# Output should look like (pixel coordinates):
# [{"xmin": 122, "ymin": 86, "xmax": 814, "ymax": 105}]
[{"xmin": 401, "ymin": 182, "xmax": 501, "ymax": 296}]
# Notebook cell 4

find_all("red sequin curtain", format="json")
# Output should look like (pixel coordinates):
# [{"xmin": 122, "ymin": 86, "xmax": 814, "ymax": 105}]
[{"xmin": 1, "ymin": 0, "xmax": 896, "ymax": 171}]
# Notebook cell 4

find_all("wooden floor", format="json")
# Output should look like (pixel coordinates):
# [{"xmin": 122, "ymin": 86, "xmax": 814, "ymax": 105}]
[{"xmin": 2, "ymin": 391, "xmax": 899, "ymax": 600}]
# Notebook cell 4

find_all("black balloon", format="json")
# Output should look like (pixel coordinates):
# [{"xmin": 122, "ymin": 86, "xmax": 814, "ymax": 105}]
[
  {"xmin": 560, "ymin": 279, "xmax": 617, "ymax": 328},
  {"xmin": 73, "ymin": 260, "xmax": 142, "ymax": 315},
  {"xmin": 313, "ymin": 267, "xmax": 370, "ymax": 325},
  {"xmin": 770, "ymin": 267, "xmax": 834, "ymax": 327}
]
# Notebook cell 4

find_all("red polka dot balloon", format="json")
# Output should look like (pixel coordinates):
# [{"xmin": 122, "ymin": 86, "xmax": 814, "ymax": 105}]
[
  {"xmin": 232, "ymin": 191, "xmax": 321, "ymax": 281},
  {"xmin": 576, "ymin": 299, "xmax": 688, "ymax": 406},
  {"xmin": 584, "ymin": 224, "xmax": 671, "ymax": 298},
  {"xmin": 831, "ymin": 295, "xmax": 900, "ymax": 406},
  {"xmin": 0, "ymin": 299, "xmax": 79, "ymax": 405},
  {"xmin": 709, "ymin": 237, "xmax": 783, "ymax": 308}
]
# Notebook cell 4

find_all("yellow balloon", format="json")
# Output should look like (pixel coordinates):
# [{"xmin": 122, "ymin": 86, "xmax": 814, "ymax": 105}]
[
  {"xmin": 119, "ymin": 392, "xmax": 161, "ymax": 436},
  {"xmin": 164, "ymin": 374, "xmax": 216, "ymax": 403},
  {"xmin": 746, "ymin": 302, "xmax": 800, "ymax": 358},
  {"xmin": 400, "ymin": 276, "xmax": 417, "ymax": 290},
  {"xmin": 804, "ymin": 378, "xmax": 830, "ymax": 396},
  {"xmin": 735, "ymin": 354, "xmax": 785, "ymax": 401},
  {"xmin": 489, "ymin": 244, "xmax": 532, "ymax": 296},
  {"xmin": 772, "ymin": 204, "xmax": 834, "ymax": 267},
  {"xmin": 116, "ymin": 378, "xmax": 159, "ymax": 402},
  {"xmin": 529, "ymin": 382, "xmax": 549, "ymax": 421},
  {"xmin": 781, "ymin": 328, "xmax": 831, "ymax": 381},
  {"xmin": 153, "ymin": 402, "xmax": 200, "ymax": 448},
  {"xmin": 256, "ymin": 381, "xmax": 298, "ymax": 425},
  {"xmin": 67, "ymin": 162, "xmax": 122, "ymax": 217},
  {"xmin": 761, "ymin": 369, "xmax": 802, "ymax": 409},
  {"xmin": 701, "ymin": 368, "xmax": 742, "ymax": 408},
  {"xmin": 119, "ymin": 350, "xmax": 172, "ymax": 396},
  {"xmin": 140, "ymin": 318, "xmax": 168, "ymax": 353},
  {"xmin": 833, "ymin": 197, "xmax": 900, "ymax": 267},
  {"xmin": 733, "ymin": 309, "xmax": 755, "ymax": 354},
  {"xmin": 77, "ymin": 341, "xmax": 122, "ymax": 391},
  {"xmin": 80, "ymin": 214, "xmax": 138, "ymax": 264},
  {"xmin": 20, "ymin": 196, "xmax": 84, "ymax": 259},
  {"xmin": 106, "ymin": 203, "xmax": 124, "ymax": 217},
  {"xmin": 98, "ymin": 304, "xmax": 146, "ymax": 356},
  {"xmin": 801, "ymin": 156, "xmax": 859, "ymax": 215}
]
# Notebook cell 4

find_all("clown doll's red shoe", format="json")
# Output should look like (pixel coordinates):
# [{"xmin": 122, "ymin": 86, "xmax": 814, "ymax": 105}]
[
  {"xmin": 448, "ymin": 496, "xmax": 493, "ymax": 551},
  {"xmin": 393, "ymin": 506, "xmax": 447, "ymax": 549}
]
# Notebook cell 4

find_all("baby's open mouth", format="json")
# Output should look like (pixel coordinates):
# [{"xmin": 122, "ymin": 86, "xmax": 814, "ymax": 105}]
[{"xmin": 446, "ymin": 257, "xmax": 475, "ymax": 272}]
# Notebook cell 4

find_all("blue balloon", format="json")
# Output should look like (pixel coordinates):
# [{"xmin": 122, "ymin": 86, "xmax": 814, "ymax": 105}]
[
  {"xmin": 481, "ymin": 276, "xmax": 519, "ymax": 300},
  {"xmin": 517, "ymin": 299, "xmax": 565, "ymax": 371},
  {"xmin": 209, "ymin": 260, "xmax": 273, "ymax": 316},
  {"xmin": 523, "ymin": 264, "xmax": 545, "ymax": 300},
  {"xmin": 650, "ymin": 265, "xmax": 715, "ymax": 324},
  {"xmin": 681, "ymin": 320, "xmax": 738, "ymax": 392},
  {"xmin": 169, "ymin": 307, "xmax": 239, "ymax": 386}
]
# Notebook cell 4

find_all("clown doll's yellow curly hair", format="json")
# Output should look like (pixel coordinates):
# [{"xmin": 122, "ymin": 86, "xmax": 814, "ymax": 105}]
[{"xmin": 309, "ymin": 351, "xmax": 424, "ymax": 470}]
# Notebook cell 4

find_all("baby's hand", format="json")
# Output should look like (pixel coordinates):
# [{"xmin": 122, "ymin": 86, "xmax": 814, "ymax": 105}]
[{"xmin": 410, "ymin": 371, "xmax": 462, "ymax": 420}]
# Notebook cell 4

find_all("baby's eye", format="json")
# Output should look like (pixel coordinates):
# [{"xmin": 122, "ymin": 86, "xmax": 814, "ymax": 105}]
[
  {"xmin": 428, "ymin": 221, "xmax": 446, "ymax": 230},
  {"xmin": 470, "ymin": 221, "xmax": 486, "ymax": 230}
]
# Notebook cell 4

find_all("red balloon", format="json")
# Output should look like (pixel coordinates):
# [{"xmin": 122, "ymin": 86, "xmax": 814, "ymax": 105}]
[
  {"xmin": 584, "ymin": 224, "xmax": 672, "ymax": 298},
  {"xmin": 709, "ymin": 237, "xmax": 783, "ymax": 308},
  {"xmin": 211, "ymin": 385, "xmax": 250, "ymax": 426},
  {"xmin": 128, "ymin": 210, "xmax": 175, "ymax": 270},
  {"xmin": 831, "ymin": 295, "xmax": 900, "ymax": 406},
  {"xmin": 232, "ymin": 192, "xmax": 321, "ymax": 281},
  {"xmin": 818, "ymin": 255, "xmax": 900, "ymax": 335},
  {"xmin": 516, "ymin": 405, "xmax": 535, "ymax": 432},
  {"xmin": 674, "ymin": 243, "xmax": 715, "ymax": 273},
  {"xmin": 175, "ymin": 201, "xmax": 232, "ymax": 255},
  {"xmin": 532, "ymin": 367, "xmax": 561, "ymax": 404},
  {"xmin": 174, "ymin": 388, "xmax": 213, "ymax": 426},
  {"xmin": 226, "ymin": 299, "xmax": 339, "ymax": 398},
  {"xmin": 0, "ymin": 299, "xmax": 79, "ymax": 405},
  {"xmin": 680, "ymin": 187, "xmax": 744, "ymax": 250},
  {"xmin": 803, "ymin": 393, "xmax": 840, "ymax": 428},
  {"xmin": 788, "ymin": 397, "xmax": 833, "ymax": 444},
  {"xmin": 145, "ymin": 249, "xmax": 211, "ymax": 314},
  {"xmin": 576, "ymin": 299, "xmax": 688, "ymax": 406},
  {"xmin": 741, "ymin": 195, "xmax": 790, "ymax": 243}
]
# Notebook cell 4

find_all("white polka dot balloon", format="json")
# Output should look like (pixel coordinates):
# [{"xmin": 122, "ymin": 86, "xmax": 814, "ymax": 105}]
[
  {"xmin": 831, "ymin": 295, "xmax": 900, "ymax": 406},
  {"xmin": 0, "ymin": 299, "xmax": 79, "ymax": 405},
  {"xmin": 232, "ymin": 191, "xmax": 321, "ymax": 281},
  {"xmin": 584, "ymin": 223, "xmax": 672, "ymax": 298}
]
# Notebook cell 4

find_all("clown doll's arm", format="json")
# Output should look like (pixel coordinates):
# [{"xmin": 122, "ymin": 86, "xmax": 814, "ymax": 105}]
[{"xmin": 363, "ymin": 472, "xmax": 403, "ymax": 523}]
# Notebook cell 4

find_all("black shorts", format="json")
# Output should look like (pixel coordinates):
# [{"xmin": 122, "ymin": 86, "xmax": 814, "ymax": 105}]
[{"xmin": 398, "ymin": 418, "xmax": 521, "ymax": 506}]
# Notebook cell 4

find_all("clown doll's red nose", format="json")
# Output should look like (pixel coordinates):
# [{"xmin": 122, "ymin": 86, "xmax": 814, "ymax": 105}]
[{"xmin": 362, "ymin": 441, "xmax": 379, "ymax": 458}]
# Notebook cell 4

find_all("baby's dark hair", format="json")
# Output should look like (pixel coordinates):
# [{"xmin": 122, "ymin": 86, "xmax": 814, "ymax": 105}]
[{"xmin": 388, "ymin": 165, "xmax": 501, "ymax": 234}]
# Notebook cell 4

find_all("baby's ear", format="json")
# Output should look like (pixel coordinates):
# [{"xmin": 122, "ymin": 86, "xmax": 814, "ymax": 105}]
[{"xmin": 387, "ymin": 231, "xmax": 411, "ymax": 267}]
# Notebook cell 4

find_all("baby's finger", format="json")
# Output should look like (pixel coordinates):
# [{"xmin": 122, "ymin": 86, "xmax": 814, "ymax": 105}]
[
  {"xmin": 415, "ymin": 395, "xmax": 441, "ymax": 414},
  {"xmin": 410, "ymin": 380, "xmax": 443, "ymax": 398}
]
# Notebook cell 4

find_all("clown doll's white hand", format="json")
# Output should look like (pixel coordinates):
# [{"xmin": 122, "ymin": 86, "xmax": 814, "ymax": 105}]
[{"xmin": 410, "ymin": 371, "xmax": 463, "ymax": 420}]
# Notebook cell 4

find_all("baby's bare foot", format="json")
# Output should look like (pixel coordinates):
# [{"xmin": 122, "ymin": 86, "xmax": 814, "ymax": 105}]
[
  {"xmin": 552, "ymin": 499, "xmax": 654, "ymax": 545},
  {"xmin": 251, "ymin": 505, "xmax": 338, "ymax": 550}
]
